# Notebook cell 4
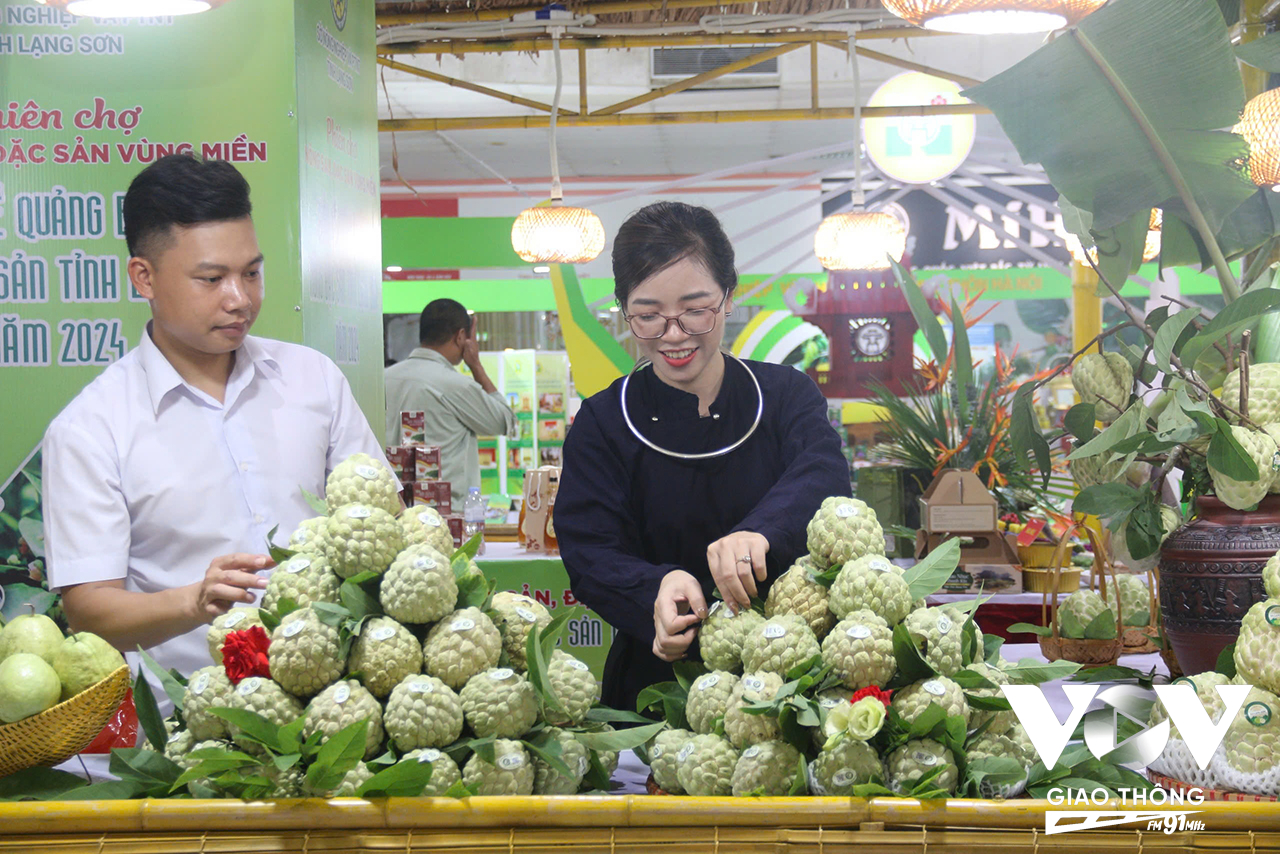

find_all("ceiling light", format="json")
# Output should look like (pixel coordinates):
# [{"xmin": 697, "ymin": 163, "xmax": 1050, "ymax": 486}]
[
  {"xmin": 880, "ymin": 0, "xmax": 1105, "ymax": 34},
  {"xmin": 533, "ymin": 266, "xmax": 551, "ymax": 274},
  {"xmin": 511, "ymin": 34, "xmax": 605, "ymax": 265},
  {"xmin": 385, "ymin": 266, "xmax": 403, "ymax": 273},
  {"xmin": 39, "ymin": 0, "xmax": 229, "ymax": 15},
  {"xmin": 1235, "ymin": 88, "xmax": 1280, "ymax": 187},
  {"xmin": 815, "ymin": 212, "xmax": 908, "ymax": 270},
  {"xmin": 609, "ymin": 305, "xmax": 619, "ymax": 313}
]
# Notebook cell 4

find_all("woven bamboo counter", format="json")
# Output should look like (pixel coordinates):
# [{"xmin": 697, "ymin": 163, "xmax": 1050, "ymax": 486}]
[{"xmin": 2, "ymin": 797, "xmax": 1280, "ymax": 853}]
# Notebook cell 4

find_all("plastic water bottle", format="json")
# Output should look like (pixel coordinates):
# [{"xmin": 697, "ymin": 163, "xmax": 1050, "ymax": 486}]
[{"xmin": 464, "ymin": 487, "xmax": 486, "ymax": 555}]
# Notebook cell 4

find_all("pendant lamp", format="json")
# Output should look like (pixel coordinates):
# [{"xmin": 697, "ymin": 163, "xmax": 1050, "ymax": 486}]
[
  {"xmin": 37, "ymin": 0, "xmax": 228, "ymax": 15},
  {"xmin": 1234, "ymin": 88, "xmax": 1280, "ymax": 187},
  {"xmin": 880, "ymin": 0, "xmax": 1106, "ymax": 34},
  {"xmin": 511, "ymin": 35, "xmax": 605, "ymax": 265},
  {"xmin": 815, "ymin": 33, "xmax": 908, "ymax": 271},
  {"xmin": 1066, "ymin": 209, "xmax": 1161, "ymax": 265}
]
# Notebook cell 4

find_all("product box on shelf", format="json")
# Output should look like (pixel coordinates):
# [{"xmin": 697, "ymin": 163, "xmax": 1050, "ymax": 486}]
[
  {"xmin": 414, "ymin": 446, "xmax": 442, "ymax": 482},
  {"xmin": 446, "ymin": 515, "xmax": 465, "ymax": 549},
  {"xmin": 400, "ymin": 411, "xmax": 425, "ymax": 446},
  {"xmin": 385, "ymin": 446, "xmax": 415, "ymax": 483},
  {"xmin": 412, "ymin": 479, "xmax": 452, "ymax": 515}
]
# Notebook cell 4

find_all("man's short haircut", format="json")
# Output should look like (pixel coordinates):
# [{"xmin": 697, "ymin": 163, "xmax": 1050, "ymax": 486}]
[
  {"xmin": 123, "ymin": 154, "xmax": 252, "ymax": 259},
  {"xmin": 419, "ymin": 299, "xmax": 471, "ymax": 346}
]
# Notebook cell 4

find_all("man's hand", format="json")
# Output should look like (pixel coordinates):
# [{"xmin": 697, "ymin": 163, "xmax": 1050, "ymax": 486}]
[
  {"xmin": 189, "ymin": 553, "xmax": 273, "ymax": 621},
  {"xmin": 461, "ymin": 317, "xmax": 483, "ymax": 370},
  {"xmin": 706, "ymin": 531, "xmax": 769, "ymax": 615},
  {"xmin": 652, "ymin": 570, "xmax": 707, "ymax": 662}
]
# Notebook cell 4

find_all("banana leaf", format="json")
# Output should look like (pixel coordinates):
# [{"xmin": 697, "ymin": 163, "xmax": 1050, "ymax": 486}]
[{"xmin": 965, "ymin": 0, "xmax": 1253, "ymax": 235}]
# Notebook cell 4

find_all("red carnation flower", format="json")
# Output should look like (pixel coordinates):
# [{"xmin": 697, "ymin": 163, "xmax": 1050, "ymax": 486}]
[
  {"xmin": 851, "ymin": 686, "xmax": 892, "ymax": 707},
  {"xmin": 222, "ymin": 625, "xmax": 271, "ymax": 685}
]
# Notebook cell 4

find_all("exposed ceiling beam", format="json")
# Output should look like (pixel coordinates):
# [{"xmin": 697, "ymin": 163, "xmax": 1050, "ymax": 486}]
[
  {"xmin": 376, "ymin": 0, "xmax": 896, "ymax": 26},
  {"xmin": 378, "ymin": 102, "xmax": 990, "ymax": 132},
  {"xmin": 377, "ymin": 57, "xmax": 578, "ymax": 115},
  {"xmin": 850, "ymin": 44, "xmax": 982, "ymax": 89}
]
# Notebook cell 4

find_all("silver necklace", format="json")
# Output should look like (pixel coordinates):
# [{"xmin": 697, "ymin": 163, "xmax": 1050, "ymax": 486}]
[{"xmin": 620, "ymin": 350, "xmax": 764, "ymax": 460}]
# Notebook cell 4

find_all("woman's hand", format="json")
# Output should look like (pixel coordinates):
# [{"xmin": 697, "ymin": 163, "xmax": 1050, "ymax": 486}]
[
  {"xmin": 707, "ymin": 531, "xmax": 769, "ymax": 615},
  {"xmin": 652, "ymin": 570, "xmax": 708, "ymax": 662}
]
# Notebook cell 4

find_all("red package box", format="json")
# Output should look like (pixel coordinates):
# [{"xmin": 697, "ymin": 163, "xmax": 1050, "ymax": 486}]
[
  {"xmin": 446, "ymin": 515, "xmax": 465, "ymax": 549},
  {"xmin": 415, "ymin": 445, "xmax": 442, "ymax": 482},
  {"xmin": 385, "ymin": 446, "xmax": 415, "ymax": 483},
  {"xmin": 413, "ymin": 479, "xmax": 452, "ymax": 515},
  {"xmin": 400, "ymin": 411, "xmax": 425, "ymax": 446}
]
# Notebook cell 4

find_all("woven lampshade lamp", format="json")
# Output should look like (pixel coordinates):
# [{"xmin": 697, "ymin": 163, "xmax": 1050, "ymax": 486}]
[
  {"xmin": 1066, "ymin": 209, "xmax": 1161, "ymax": 264},
  {"xmin": 37, "ymin": 0, "xmax": 230, "ymax": 13},
  {"xmin": 814, "ymin": 211, "xmax": 908, "ymax": 271},
  {"xmin": 511, "ymin": 205, "xmax": 607, "ymax": 264},
  {"xmin": 1234, "ymin": 89, "xmax": 1280, "ymax": 187},
  {"xmin": 881, "ymin": 0, "xmax": 1106, "ymax": 33}
]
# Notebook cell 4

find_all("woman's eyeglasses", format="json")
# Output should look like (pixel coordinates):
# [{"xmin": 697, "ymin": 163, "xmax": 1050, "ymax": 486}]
[{"xmin": 622, "ymin": 293, "xmax": 727, "ymax": 339}]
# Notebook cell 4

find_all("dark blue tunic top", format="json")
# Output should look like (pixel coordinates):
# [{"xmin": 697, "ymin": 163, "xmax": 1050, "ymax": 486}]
[{"xmin": 556, "ymin": 357, "xmax": 852, "ymax": 712}]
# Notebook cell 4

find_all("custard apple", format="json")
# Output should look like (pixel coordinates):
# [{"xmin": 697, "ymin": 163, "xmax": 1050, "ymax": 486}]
[
  {"xmin": 697, "ymin": 603, "xmax": 764, "ymax": 672},
  {"xmin": 269, "ymin": 606, "xmax": 345, "ymax": 699},
  {"xmin": 902, "ymin": 607, "xmax": 967, "ymax": 677},
  {"xmin": 1069, "ymin": 453, "xmax": 1127, "ymax": 491},
  {"xmin": 326, "ymin": 453, "xmax": 401, "ymax": 516},
  {"xmin": 399, "ymin": 504, "xmax": 456, "ymax": 555},
  {"xmin": 304, "ymin": 680, "xmax": 385, "ymax": 760},
  {"xmin": 265, "ymin": 763, "xmax": 306, "ymax": 798},
  {"xmin": 590, "ymin": 724, "xmax": 620, "ymax": 777},
  {"xmin": 490, "ymin": 591, "xmax": 552, "ymax": 671},
  {"xmin": 306, "ymin": 762, "xmax": 376, "ymax": 798},
  {"xmin": 675, "ymin": 733, "xmax": 739, "ymax": 796},
  {"xmin": 225, "ymin": 676, "xmax": 304, "ymax": 754},
  {"xmin": 891, "ymin": 676, "xmax": 968, "ymax": 725},
  {"xmin": 964, "ymin": 662, "xmax": 1015, "ymax": 736},
  {"xmin": 723, "ymin": 672, "xmax": 784, "ymax": 749},
  {"xmin": 1072, "ymin": 352, "xmax": 1132, "ymax": 423},
  {"xmin": 163, "ymin": 728, "xmax": 194, "ymax": 763},
  {"xmin": 807, "ymin": 497, "xmax": 884, "ymax": 568},
  {"xmin": 1056, "ymin": 589, "xmax": 1111, "ymax": 638},
  {"xmin": 183, "ymin": 666, "xmax": 235, "ymax": 741},
  {"xmin": 1113, "ymin": 505, "xmax": 1181, "ymax": 575},
  {"xmin": 732, "ymin": 740, "xmax": 803, "ymax": 796},
  {"xmin": 262, "ymin": 553, "xmax": 341, "ymax": 614},
  {"xmin": 1222, "ymin": 362, "xmax": 1280, "ymax": 427},
  {"xmin": 206, "ymin": 608, "xmax": 265, "ymax": 665},
  {"xmin": 403, "ymin": 748, "xmax": 463, "ymax": 796},
  {"xmin": 685, "ymin": 671, "xmax": 741, "ymax": 735},
  {"xmin": 764, "ymin": 559, "xmax": 834, "ymax": 639},
  {"xmin": 380, "ymin": 544, "xmax": 457, "ymax": 625},
  {"xmin": 1005, "ymin": 723, "xmax": 1037, "ymax": 765},
  {"xmin": 1265, "ymin": 549, "xmax": 1280, "ymax": 599},
  {"xmin": 463, "ymin": 739, "xmax": 534, "ymax": 795},
  {"xmin": 1266, "ymin": 424, "xmax": 1280, "ymax": 491},
  {"xmin": 1235, "ymin": 599, "xmax": 1280, "ymax": 695},
  {"xmin": 384, "ymin": 674, "xmax": 464, "ymax": 750},
  {"xmin": 323, "ymin": 503, "xmax": 405, "ymax": 578},
  {"xmin": 532, "ymin": 727, "xmax": 590, "ymax": 794},
  {"xmin": 741, "ymin": 614, "xmax": 820, "ymax": 676},
  {"xmin": 886, "ymin": 738, "xmax": 958, "ymax": 795},
  {"xmin": 829, "ymin": 556, "xmax": 912, "ymax": 625},
  {"xmin": 1102, "ymin": 573, "xmax": 1153, "ymax": 626},
  {"xmin": 546, "ymin": 650, "xmax": 600, "ymax": 725},
  {"xmin": 808, "ymin": 738, "xmax": 882, "ymax": 795},
  {"xmin": 822, "ymin": 611, "xmax": 896, "ymax": 690},
  {"xmin": 1148, "ymin": 672, "xmax": 1231, "ymax": 789},
  {"xmin": 966, "ymin": 732, "xmax": 1028, "ymax": 798},
  {"xmin": 171, "ymin": 737, "xmax": 232, "ymax": 773},
  {"xmin": 813, "ymin": 688, "xmax": 855, "ymax": 750},
  {"xmin": 1208, "ymin": 426, "xmax": 1277, "ymax": 510},
  {"xmin": 288, "ymin": 515, "xmax": 328, "ymax": 552},
  {"xmin": 1211, "ymin": 686, "xmax": 1280, "ymax": 795},
  {"xmin": 422, "ymin": 607, "xmax": 502, "ymax": 690},
  {"xmin": 648, "ymin": 728, "xmax": 693, "ymax": 794},
  {"xmin": 459, "ymin": 667, "xmax": 539, "ymax": 738},
  {"xmin": 348, "ymin": 616, "xmax": 423, "ymax": 699}
]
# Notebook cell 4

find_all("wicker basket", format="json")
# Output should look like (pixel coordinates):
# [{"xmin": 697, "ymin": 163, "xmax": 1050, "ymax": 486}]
[
  {"xmin": 1037, "ymin": 525, "xmax": 1124, "ymax": 667},
  {"xmin": 0, "ymin": 664, "xmax": 130, "ymax": 778},
  {"xmin": 1091, "ymin": 544, "xmax": 1161, "ymax": 655}
]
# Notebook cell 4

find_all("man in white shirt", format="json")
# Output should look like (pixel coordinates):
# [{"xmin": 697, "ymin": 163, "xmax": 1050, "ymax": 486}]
[
  {"xmin": 384, "ymin": 299, "xmax": 516, "ymax": 498},
  {"xmin": 42, "ymin": 154, "xmax": 389, "ymax": 687}
]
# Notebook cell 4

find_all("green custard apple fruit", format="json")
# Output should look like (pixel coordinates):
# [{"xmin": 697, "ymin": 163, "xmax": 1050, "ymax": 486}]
[
  {"xmin": 807, "ymin": 497, "xmax": 885, "ymax": 568},
  {"xmin": 326, "ymin": 453, "xmax": 402, "ymax": 516},
  {"xmin": 1235, "ymin": 599, "xmax": 1280, "ymax": 696},
  {"xmin": 731, "ymin": 739, "xmax": 803, "ymax": 797},
  {"xmin": 829, "ymin": 556, "xmax": 912, "ymax": 625},
  {"xmin": 0, "ymin": 653, "xmax": 61, "ymax": 722},
  {"xmin": 463, "ymin": 739, "xmax": 535, "ymax": 795},
  {"xmin": 384, "ymin": 673, "xmax": 465, "ymax": 751},
  {"xmin": 224, "ymin": 676, "xmax": 304, "ymax": 755},
  {"xmin": 1222, "ymin": 362, "xmax": 1280, "ymax": 427},
  {"xmin": 886, "ymin": 738, "xmax": 958, "ymax": 795},
  {"xmin": 1072, "ymin": 352, "xmax": 1133, "ymax": 423},
  {"xmin": 207, "ymin": 608, "xmax": 265, "ymax": 666},
  {"xmin": 1208, "ymin": 426, "xmax": 1277, "ymax": 511},
  {"xmin": 1069, "ymin": 453, "xmax": 1127, "ymax": 491},
  {"xmin": 490, "ymin": 591, "xmax": 552, "ymax": 672},
  {"xmin": 1148, "ymin": 671, "xmax": 1232, "ymax": 789},
  {"xmin": 648, "ymin": 728, "xmax": 693, "ymax": 794},
  {"xmin": 1112, "ymin": 505, "xmax": 1181, "ymax": 575},
  {"xmin": 1102, "ymin": 573, "xmax": 1153, "ymax": 627},
  {"xmin": 764, "ymin": 559, "xmax": 834, "ymax": 639},
  {"xmin": 546, "ymin": 650, "xmax": 600, "ymax": 725},
  {"xmin": 808, "ymin": 738, "xmax": 882, "ymax": 795},
  {"xmin": 183, "ymin": 665, "xmax": 235, "ymax": 741},
  {"xmin": 1264, "ymin": 549, "xmax": 1280, "ymax": 600},
  {"xmin": 323, "ymin": 503, "xmax": 406, "ymax": 579},
  {"xmin": 422, "ymin": 607, "xmax": 502, "ymax": 690},
  {"xmin": 1212, "ymin": 686, "xmax": 1280, "ymax": 796},
  {"xmin": 51, "ymin": 632, "xmax": 125, "ymax": 701},
  {"xmin": 821, "ymin": 610, "xmax": 896, "ymax": 690},
  {"xmin": 399, "ymin": 505, "xmax": 457, "ymax": 555},
  {"xmin": 532, "ymin": 727, "xmax": 590, "ymax": 794},
  {"xmin": 459, "ymin": 667, "xmax": 539, "ymax": 738},
  {"xmin": 0, "ymin": 613, "xmax": 63, "ymax": 665},
  {"xmin": 1056, "ymin": 590, "xmax": 1110, "ymax": 638},
  {"xmin": 891, "ymin": 676, "xmax": 968, "ymax": 726},
  {"xmin": 675, "ymin": 733, "xmax": 739, "ymax": 796},
  {"xmin": 381, "ymin": 544, "xmax": 457, "ymax": 626},
  {"xmin": 697, "ymin": 604, "xmax": 764, "ymax": 672},
  {"xmin": 902, "ymin": 607, "xmax": 968, "ymax": 677},
  {"xmin": 347, "ymin": 616, "xmax": 423, "ymax": 699},
  {"xmin": 966, "ymin": 732, "xmax": 1028, "ymax": 799},
  {"xmin": 685, "ymin": 670, "xmax": 740, "ymax": 735},
  {"xmin": 403, "ymin": 748, "xmax": 463, "ymax": 796},
  {"xmin": 263, "ymin": 553, "xmax": 341, "ymax": 614},
  {"xmin": 303, "ymin": 679, "xmax": 385, "ymax": 760},
  {"xmin": 964, "ymin": 661, "xmax": 1014, "ymax": 736},
  {"xmin": 740, "ymin": 614, "xmax": 821, "ymax": 677},
  {"xmin": 269, "ymin": 606, "xmax": 345, "ymax": 699},
  {"xmin": 723, "ymin": 672, "xmax": 784, "ymax": 749},
  {"xmin": 287, "ymin": 515, "xmax": 328, "ymax": 552}
]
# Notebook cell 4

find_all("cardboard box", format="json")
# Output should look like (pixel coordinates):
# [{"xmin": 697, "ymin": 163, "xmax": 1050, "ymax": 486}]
[
  {"xmin": 446, "ymin": 515, "xmax": 465, "ymax": 549},
  {"xmin": 414, "ymin": 446, "xmax": 441, "ymax": 482},
  {"xmin": 915, "ymin": 469, "xmax": 1021, "ymax": 592},
  {"xmin": 918, "ymin": 470, "xmax": 998, "ymax": 534},
  {"xmin": 413, "ymin": 479, "xmax": 452, "ymax": 515},
  {"xmin": 400, "ymin": 411, "xmax": 425, "ymax": 446},
  {"xmin": 385, "ymin": 446, "xmax": 415, "ymax": 483}
]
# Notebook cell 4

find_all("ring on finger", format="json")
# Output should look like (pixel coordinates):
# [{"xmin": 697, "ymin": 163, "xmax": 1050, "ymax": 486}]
[{"xmin": 738, "ymin": 554, "xmax": 752, "ymax": 563}]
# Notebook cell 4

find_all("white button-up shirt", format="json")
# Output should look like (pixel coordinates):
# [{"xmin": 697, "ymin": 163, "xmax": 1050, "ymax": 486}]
[{"xmin": 42, "ymin": 326, "xmax": 389, "ymax": 695}]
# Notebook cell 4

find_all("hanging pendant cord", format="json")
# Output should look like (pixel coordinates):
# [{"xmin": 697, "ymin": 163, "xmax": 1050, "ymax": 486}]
[
  {"xmin": 550, "ymin": 32, "xmax": 564, "ymax": 202},
  {"xmin": 849, "ymin": 29, "xmax": 864, "ymax": 209}
]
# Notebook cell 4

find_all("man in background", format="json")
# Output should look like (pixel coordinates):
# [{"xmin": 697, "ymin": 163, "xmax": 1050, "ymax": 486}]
[{"xmin": 384, "ymin": 299, "xmax": 515, "ymax": 497}]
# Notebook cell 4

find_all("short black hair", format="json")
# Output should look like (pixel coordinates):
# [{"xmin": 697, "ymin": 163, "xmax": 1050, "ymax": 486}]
[
  {"xmin": 123, "ymin": 154, "xmax": 252, "ymax": 258},
  {"xmin": 612, "ymin": 201, "xmax": 737, "ymax": 306},
  {"xmin": 419, "ymin": 298, "xmax": 471, "ymax": 346}
]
